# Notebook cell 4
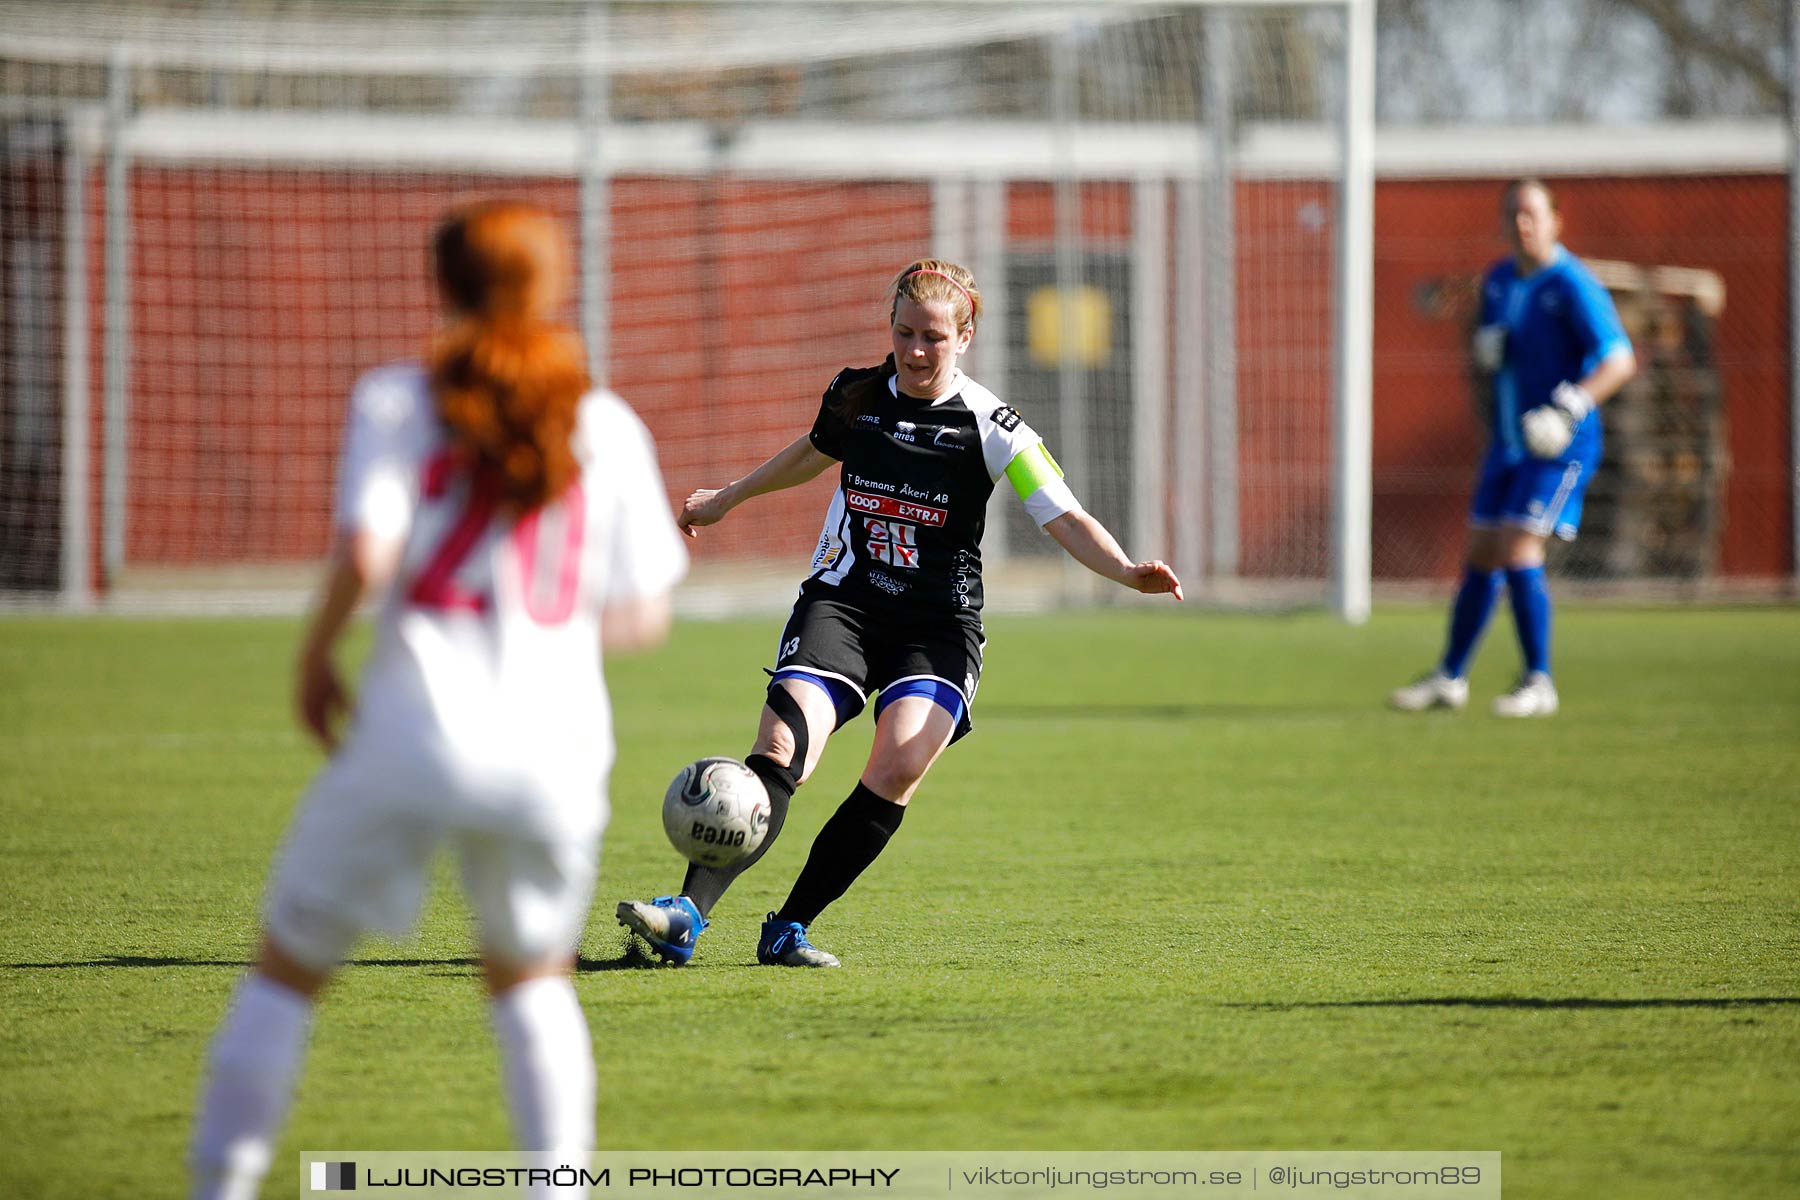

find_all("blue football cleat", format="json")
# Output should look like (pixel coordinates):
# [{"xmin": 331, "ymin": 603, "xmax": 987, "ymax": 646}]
[
  {"xmin": 616, "ymin": 895, "xmax": 708, "ymax": 965},
  {"xmin": 756, "ymin": 912, "xmax": 840, "ymax": 968}
]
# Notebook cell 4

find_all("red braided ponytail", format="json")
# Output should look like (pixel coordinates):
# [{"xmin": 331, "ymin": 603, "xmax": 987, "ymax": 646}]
[{"xmin": 428, "ymin": 201, "xmax": 588, "ymax": 512}]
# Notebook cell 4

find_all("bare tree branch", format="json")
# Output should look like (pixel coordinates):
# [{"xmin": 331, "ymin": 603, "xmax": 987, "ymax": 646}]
[{"xmin": 1616, "ymin": 0, "xmax": 1784, "ymax": 106}]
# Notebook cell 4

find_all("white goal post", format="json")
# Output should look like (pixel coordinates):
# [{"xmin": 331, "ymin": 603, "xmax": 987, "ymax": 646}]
[{"xmin": 0, "ymin": 0, "xmax": 1376, "ymax": 619}]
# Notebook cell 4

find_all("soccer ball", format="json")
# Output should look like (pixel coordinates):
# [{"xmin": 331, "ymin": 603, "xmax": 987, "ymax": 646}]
[{"xmin": 661, "ymin": 757, "xmax": 771, "ymax": 869}]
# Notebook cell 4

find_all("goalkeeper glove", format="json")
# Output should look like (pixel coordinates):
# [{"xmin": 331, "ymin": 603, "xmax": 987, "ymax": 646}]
[{"xmin": 1521, "ymin": 381, "xmax": 1593, "ymax": 459}]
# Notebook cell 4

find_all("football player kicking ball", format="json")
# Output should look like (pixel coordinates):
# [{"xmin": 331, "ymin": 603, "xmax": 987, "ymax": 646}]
[
  {"xmin": 189, "ymin": 202, "xmax": 686, "ymax": 1200},
  {"xmin": 617, "ymin": 258, "xmax": 1182, "ymax": 968},
  {"xmin": 1390, "ymin": 179, "xmax": 1635, "ymax": 718}
]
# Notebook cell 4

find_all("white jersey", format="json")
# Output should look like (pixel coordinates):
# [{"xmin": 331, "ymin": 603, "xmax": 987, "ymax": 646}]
[{"xmin": 331, "ymin": 363, "xmax": 687, "ymax": 835}]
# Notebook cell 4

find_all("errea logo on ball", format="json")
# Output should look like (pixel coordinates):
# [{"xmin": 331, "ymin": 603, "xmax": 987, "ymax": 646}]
[{"xmin": 310, "ymin": 1161, "xmax": 356, "ymax": 1190}]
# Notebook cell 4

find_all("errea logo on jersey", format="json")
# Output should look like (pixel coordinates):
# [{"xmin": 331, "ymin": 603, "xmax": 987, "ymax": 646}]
[{"xmin": 893, "ymin": 421, "xmax": 918, "ymax": 443}]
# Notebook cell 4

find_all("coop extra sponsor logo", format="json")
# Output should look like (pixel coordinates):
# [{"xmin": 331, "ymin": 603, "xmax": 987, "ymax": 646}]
[{"xmin": 845, "ymin": 489, "xmax": 947, "ymax": 527}]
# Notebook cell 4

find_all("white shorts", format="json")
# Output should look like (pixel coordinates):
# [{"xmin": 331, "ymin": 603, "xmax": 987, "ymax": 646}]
[{"xmin": 263, "ymin": 748, "xmax": 603, "ymax": 972}]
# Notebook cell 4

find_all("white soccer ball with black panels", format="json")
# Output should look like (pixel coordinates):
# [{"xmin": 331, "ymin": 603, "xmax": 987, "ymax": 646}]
[{"xmin": 662, "ymin": 757, "xmax": 771, "ymax": 868}]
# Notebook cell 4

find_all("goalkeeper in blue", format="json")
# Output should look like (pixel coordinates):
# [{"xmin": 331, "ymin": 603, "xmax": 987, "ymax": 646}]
[{"xmin": 1390, "ymin": 179, "xmax": 1635, "ymax": 717}]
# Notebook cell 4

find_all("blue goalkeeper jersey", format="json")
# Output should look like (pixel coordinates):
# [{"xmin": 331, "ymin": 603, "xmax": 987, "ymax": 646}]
[{"xmin": 1478, "ymin": 245, "xmax": 1630, "ymax": 465}]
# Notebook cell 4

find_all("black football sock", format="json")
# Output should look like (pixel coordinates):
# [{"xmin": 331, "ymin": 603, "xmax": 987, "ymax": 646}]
[
  {"xmin": 680, "ymin": 753, "xmax": 796, "ymax": 918},
  {"xmin": 774, "ymin": 782, "xmax": 906, "ymax": 928}
]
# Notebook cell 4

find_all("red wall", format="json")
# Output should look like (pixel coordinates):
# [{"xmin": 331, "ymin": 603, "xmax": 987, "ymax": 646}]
[
  {"xmin": 84, "ymin": 168, "xmax": 1789, "ymax": 586},
  {"xmin": 1236, "ymin": 179, "xmax": 1338, "ymax": 579},
  {"xmin": 609, "ymin": 178, "xmax": 934, "ymax": 568},
  {"xmin": 1373, "ymin": 176, "xmax": 1790, "ymax": 579},
  {"xmin": 126, "ymin": 170, "xmax": 483, "ymax": 565},
  {"xmin": 111, "ymin": 171, "xmax": 929, "ymax": 576}
]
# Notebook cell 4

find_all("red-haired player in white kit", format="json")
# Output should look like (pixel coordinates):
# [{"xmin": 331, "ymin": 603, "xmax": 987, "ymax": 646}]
[{"xmin": 188, "ymin": 201, "xmax": 686, "ymax": 1200}]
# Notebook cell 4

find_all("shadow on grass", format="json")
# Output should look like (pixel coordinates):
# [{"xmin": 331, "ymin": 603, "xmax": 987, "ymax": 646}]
[
  {"xmin": 1231, "ymin": 996, "xmax": 1800, "ymax": 1010},
  {"xmin": 7, "ymin": 941, "xmax": 671, "ymax": 974},
  {"xmin": 578, "ymin": 937, "xmax": 676, "ymax": 972}
]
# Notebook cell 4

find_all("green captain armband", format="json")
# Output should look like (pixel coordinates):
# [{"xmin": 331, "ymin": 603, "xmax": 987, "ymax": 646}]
[{"xmin": 1004, "ymin": 443, "xmax": 1064, "ymax": 499}]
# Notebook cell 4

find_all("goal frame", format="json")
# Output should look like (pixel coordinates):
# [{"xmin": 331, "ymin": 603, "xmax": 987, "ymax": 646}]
[{"xmin": 21, "ymin": 0, "xmax": 1377, "ymax": 619}]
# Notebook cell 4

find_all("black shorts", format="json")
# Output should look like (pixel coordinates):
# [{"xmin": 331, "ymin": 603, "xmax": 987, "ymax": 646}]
[{"xmin": 768, "ymin": 588, "xmax": 984, "ymax": 743}]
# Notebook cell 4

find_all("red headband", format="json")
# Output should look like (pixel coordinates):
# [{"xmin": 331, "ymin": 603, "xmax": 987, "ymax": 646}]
[{"xmin": 904, "ymin": 268, "xmax": 975, "ymax": 324}]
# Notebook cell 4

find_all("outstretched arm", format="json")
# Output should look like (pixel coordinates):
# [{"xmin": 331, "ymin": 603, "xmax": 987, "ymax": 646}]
[
  {"xmin": 678, "ymin": 434, "xmax": 836, "ymax": 538},
  {"xmin": 1044, "ymin": 510, "xmax": 1184, "ymax": 599}
]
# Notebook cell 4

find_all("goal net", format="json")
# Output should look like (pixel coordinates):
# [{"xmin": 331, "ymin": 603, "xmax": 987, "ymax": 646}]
[{"xmin": 0, "ymin": 0, "xmax": 1366, "ymax": 614}]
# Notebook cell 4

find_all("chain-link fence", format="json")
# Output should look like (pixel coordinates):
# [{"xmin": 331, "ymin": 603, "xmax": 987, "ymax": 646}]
[
  {"xmin": 2, "ymin": 0, "xmax": 1373, "ymax": 613},
  {"xmin": 0, "ymin": 0, "xmax": 1790, "ymax": 613}
]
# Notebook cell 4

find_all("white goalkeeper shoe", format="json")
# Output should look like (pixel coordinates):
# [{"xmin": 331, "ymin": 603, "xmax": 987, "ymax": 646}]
[
  {"xmin": 1492, "ymin": 672, "xmax": 1559, "ymax": 718},
  {"xmin": 1388, "ymin": 671, "xmax": 1468, "ymax": 712}
]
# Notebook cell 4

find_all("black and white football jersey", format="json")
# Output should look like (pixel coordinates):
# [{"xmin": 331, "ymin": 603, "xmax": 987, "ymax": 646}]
[{"xmin": 804, "ymin": 359, "xmax": 1077, "ymax": 614}]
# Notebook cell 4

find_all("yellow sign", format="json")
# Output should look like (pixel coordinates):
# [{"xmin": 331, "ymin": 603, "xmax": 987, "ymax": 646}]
[{"xmin": 1026, "ymin": 285, "xmax": 1112, "ymax": 368}]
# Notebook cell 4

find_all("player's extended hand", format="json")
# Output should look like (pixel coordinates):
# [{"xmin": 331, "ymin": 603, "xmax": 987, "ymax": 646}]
[
  {"xmin": 297, "ymin": 651, "xmax": 349, "ymax": 751},
  {"xmin": 1521, "ymin": 381, "xmax": 1593, "ymax": 459},
  {"xmin": 1122, "ymin": 560, "xmax": 1184, "ymax": 600},
  {"xmin": 677, "ymin": 488, "xmax": 732, "ymax": 538}
]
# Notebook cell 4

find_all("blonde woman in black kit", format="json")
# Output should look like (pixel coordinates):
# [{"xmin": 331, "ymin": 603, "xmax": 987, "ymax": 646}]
[{"xmin": 617, "ymin": 258, "xmax": 1181, "ymax": 969}]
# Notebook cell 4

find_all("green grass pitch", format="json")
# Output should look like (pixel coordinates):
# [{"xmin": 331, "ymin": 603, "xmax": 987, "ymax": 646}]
[{"xmin": 1, "ymin": 606, "xmax": 1796, "ymax": 1198}]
